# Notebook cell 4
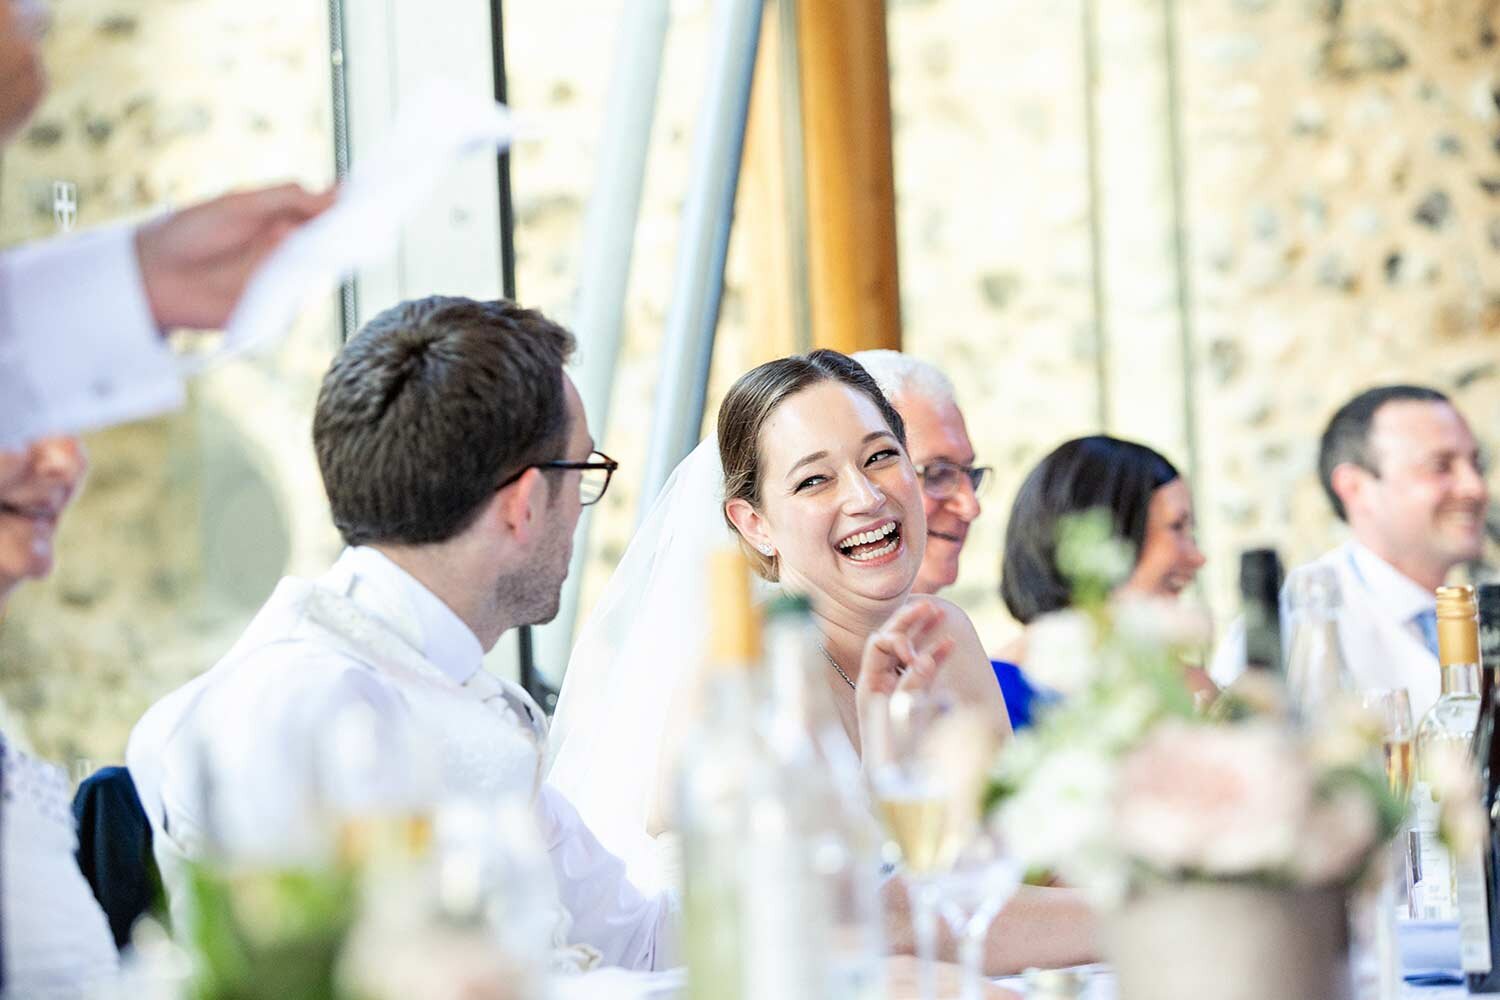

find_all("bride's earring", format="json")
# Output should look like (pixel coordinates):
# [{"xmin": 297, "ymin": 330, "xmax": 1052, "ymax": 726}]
[{"xmin": 759, "ymin": 544, "xmax": 774, "ymax": 557}]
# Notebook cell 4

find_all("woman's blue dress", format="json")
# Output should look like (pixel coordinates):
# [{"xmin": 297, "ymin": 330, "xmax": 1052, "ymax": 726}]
[{"xmin": 991, "ymin": 658, "xmax": 1050, "ymax": 731}]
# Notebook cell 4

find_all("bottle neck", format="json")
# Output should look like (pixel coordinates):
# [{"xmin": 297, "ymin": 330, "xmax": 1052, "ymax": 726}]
[
  {"xmin": 767, "ymin": 655, "xmax": 808, "ymax": 724},
  {"xmin": 1440, "ymin": 660, "xmax": 1480, "ymax": 697},
  {"xmin": 1288, "ymin": 617, "xmax": 1343, "ymax": 667},
  {"xmin": 764, "ymin": 622, "xmax": 826, "ymax": 726},
  {"xmin": 704, "ymin": 661, "xmax": 754, "ymax": 720},
  {"xmin": 1243, "ymin": 596, "xmax": 1280, "ymax": 671}
]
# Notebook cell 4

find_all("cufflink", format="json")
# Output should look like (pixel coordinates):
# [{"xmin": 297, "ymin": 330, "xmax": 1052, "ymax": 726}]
[{"xmin": 53, "ymin": 180, "xmax": 77, "ymax": 233}]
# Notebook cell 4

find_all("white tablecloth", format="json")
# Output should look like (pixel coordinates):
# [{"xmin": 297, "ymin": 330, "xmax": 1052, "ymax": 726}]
[
  {"xmin": 992, "ymin": 970, "xmax": 1469, "ymax": 999},
  {"xmin": 553, "ymin": 966, "xmax": 1467, "ymax": 999},
  {"xmin": 553, "ymin": 921, "xmax": 1473, "ymax": 998}
]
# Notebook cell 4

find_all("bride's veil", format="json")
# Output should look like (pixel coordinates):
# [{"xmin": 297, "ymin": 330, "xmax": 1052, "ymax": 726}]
[{"xmin": 546, "ymin": 436, "xmax": 736, "ymax": 892}]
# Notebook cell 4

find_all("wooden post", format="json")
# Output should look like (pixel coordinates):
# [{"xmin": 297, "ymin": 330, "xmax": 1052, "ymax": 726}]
[
  {"xmin": 795, "ymin": 0, "xmax": 902, "ymax": 354},
  {"xmin": 735, "ymin": 0, "xmax": 800, "ymax": 367}
]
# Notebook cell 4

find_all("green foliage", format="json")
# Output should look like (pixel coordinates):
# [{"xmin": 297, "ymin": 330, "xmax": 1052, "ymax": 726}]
[
  {"xmin": 185, "ymin": 861, "xmax": 357, "ymax": 1000},
  {"xmin": 1054, "ymin": 509, "xmax": 1134, "ymax": 611}
]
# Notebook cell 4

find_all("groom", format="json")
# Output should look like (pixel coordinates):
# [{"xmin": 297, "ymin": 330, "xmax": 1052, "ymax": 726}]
[{"xmin": 127, "ymin": 296, "xmax": 671, "ymax": 970}]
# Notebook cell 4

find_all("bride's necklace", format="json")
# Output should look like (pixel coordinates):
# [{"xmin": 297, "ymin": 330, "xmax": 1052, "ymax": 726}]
[{"xmin": 818, "ymin": 645, "xmax": 857, "ymax": 691}]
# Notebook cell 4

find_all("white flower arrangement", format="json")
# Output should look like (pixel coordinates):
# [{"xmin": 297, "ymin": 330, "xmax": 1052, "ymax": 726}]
[{"xmin": 985, "ymin": 512, "xmax": 1414, "ymax": 907}]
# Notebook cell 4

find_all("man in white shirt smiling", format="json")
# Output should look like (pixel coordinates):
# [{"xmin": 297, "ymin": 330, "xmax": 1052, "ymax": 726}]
[
  {"xmin": 1212, "ymin": 385, "xmax": 1488, "ymax": 716},
  {"xmin": 127, "ymin": 296, "xmax": 673, "ymax": 971}
]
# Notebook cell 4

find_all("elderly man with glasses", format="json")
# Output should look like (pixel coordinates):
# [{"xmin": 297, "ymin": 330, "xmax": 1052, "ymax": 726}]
[{"xmin": 852, "ymin": 351, "xmax": 991, "ymax": 596}]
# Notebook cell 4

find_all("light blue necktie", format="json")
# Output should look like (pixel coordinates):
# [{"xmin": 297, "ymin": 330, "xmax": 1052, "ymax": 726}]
[{"xmin": 1413, "ymin": 608, "xmax": 1439, "ymax": 657}]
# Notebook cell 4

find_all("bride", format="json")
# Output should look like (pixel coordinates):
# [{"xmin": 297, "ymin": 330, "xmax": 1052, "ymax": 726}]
[{"xmin": 548, "ymin": 349, "xmax": 1008, "ymax": 892}]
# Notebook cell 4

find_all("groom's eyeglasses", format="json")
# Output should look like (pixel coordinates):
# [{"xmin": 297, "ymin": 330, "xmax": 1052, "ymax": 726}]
[{"xmin": 497, "ymin": 450, "xmax": 619, "ymax": 506}]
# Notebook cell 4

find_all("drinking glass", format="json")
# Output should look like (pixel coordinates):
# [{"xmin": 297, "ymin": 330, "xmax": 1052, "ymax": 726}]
[
  {"xmin": 933, "ymin": 825, "xmax": 1023, "ymax": 1000},
  {"xmin": 1360, "ymin": 687, "xmax": 1418, "ymax": 922},
  {"xmin": 867, "ymin": 689, "xmax": 969, "ymax": 1000},
  {"xmin": 1362, "ymin": 688, "xmax": 1415, "ymax": 803}
]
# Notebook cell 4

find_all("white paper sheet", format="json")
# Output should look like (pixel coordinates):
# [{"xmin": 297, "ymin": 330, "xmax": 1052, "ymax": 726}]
[{"xmin": 216, "ymin": 79, "xmax": 529, "ymax": 366}]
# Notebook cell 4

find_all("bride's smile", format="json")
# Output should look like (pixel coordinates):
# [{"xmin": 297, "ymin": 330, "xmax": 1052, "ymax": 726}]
[{"xmin": 833, "ymin": 517, "xmax": 901, "ymax": 564}]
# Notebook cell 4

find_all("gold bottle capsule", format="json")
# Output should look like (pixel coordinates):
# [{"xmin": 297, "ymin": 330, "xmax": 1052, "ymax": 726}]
[{"xmin": 1437, "ymin": 584, "xmax": 1479, "ymax": 667}]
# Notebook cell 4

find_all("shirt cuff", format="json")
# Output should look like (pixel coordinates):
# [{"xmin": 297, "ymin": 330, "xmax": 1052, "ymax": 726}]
[{"xmin": 0, "ymin": 223, "xmax": 185, "ymax": 447}]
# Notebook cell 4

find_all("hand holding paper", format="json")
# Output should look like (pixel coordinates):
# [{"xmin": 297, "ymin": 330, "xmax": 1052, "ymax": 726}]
[{"xmin": 136, "ymin": 184, "xmax": 337, "ymax": 332}]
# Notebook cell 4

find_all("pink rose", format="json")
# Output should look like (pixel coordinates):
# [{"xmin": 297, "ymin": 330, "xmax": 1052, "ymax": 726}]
[{"xmin": 1116, "ymin": 721, "xmax": 1311, "ymax": 876}]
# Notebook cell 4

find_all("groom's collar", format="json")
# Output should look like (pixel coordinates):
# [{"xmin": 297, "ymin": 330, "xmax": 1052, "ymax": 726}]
[{"xmin": 332, "ymin": 546, "xmax": 486, "ymax": 686}]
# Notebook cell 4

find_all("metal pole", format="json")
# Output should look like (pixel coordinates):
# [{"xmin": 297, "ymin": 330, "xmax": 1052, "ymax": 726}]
[
  {"xmin": 330, "ymin": 0, "xmax": 359, "ymax": 342},
  {"xmin": 488, "ymin": 0, "xmax": 548, "ymax": 705},
  {"xmin": 1162, "ymin": 0, "xmax": 1200, "ymax": 489},
  {"xmin": 637, "ymin": 0, "xmax": 763, "ymax": 514},
  {"xmin": 531, "ymin": 0, "xmax": 671, "ymax": 691},
  {"xmin": 490, "ymin": 0, "xmax": 517, "ymax": 303},
  {"xmin": 1081, "ymin": 0, "xmax": 1111, "ymax": 431}
]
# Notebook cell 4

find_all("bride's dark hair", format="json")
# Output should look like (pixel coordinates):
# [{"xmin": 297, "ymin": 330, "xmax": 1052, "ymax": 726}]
[{"xmin": 717, "ymin": 349, "xmax": 907, "ymax": 580}]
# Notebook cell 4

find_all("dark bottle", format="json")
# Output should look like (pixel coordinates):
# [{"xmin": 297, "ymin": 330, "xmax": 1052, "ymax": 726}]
[
  {"xmin": 1240, "ymin": 549, "xmax": 1284, "ymax": 674},
  {"xmin": 1462, "ymin": 583, "xmax": 1500, "ymax": 991}
]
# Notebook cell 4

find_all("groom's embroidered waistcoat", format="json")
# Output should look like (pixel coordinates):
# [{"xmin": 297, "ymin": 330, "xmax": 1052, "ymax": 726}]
[{"xmin": 127, "ymin": 546, "xmax": 676, "ymax": 972}]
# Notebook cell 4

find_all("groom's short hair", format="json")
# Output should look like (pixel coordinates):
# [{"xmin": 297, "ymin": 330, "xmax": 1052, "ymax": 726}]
[{"xmin": 314, "ymin": 296, "xmax": 576, "ymax": 546}]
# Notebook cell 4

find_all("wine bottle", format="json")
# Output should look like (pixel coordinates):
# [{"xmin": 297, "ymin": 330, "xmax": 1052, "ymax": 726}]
[
  {"xmin": 1414, "ymin": 585, "xmax": 1481, "ymax": 923},
  {"xmin": 1462, "ymin": 583, "xmax": 1500, "ymax": 991},
  {"xmin": 739, "ymin": 594, "xmax": 885, "ymax": 1000},
  {"xmin": 677, "ymin": 550, "xmax": 763, "ymax": 1000},
  {"xmin": 1240, "ymin": 548, "xmax": 1284, "ymax": 674}
]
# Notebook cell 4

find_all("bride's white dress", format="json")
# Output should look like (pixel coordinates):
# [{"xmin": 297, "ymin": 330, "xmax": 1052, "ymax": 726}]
[{"xmin": 548, "ymin": 439, "xmax": 752, "ymax": 894}]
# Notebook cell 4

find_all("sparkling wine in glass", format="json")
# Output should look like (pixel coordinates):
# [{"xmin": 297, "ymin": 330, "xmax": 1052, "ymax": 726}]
[
  {"xmin": 1362, "ymin": 689, "xmax": 1414, "ymax": 803},
  {"xmin": 1383, "ymin": 737, "xmax": 1415, "ymax": 803},
  {"xmin": 1361, "ymin": 687, "xmax": 1416, "ymax": 925},
  {"xmin": 877, "ymin": 788, "xmax": 959, "ymax": 875}
]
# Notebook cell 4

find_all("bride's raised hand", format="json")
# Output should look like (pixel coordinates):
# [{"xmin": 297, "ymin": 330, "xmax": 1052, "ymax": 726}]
[{"xmin": 856, "ymin": 599, "xmax": 955, "ymax": 703}]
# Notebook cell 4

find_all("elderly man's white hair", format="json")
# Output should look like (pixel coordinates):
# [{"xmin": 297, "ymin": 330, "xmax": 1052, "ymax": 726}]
[{"xmin": 850, "ymin": 349, "xmax": 958, "ymax": 409}]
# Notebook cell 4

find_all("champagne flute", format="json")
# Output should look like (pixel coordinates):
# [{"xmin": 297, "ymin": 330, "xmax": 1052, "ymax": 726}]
[
  {"xmin": 1361, "ymin": 688, "xmax": 1415, "ymax": 803},
  {"xmin": 868, "ymin": 688, "xmax": 967, "ymax": 1000},
  {"xmin": 1360, "ymin": 687, "xmax": 1416, "ymax": 924},
  {"xmin": 933, "ymin": 824, "xmax": 1023, "ymax": 1000}
]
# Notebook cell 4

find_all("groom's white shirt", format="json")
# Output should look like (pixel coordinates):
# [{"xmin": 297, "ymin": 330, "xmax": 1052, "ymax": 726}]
[{"xmin": 126, "ymin": 546, "xmax": 677, "ymax": 971}]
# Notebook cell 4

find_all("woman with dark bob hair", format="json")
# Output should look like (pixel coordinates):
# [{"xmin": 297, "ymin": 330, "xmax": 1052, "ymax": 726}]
[{"xmin": 993, "ymin": 435, "xmax": 1207, "ymax": 726}]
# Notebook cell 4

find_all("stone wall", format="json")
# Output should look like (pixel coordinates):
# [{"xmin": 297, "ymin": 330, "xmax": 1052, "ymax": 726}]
[
  {"xmin": 3, "ymin": 0, "xmax": 1499, "ymax": 764},
  {"xmin": 1182, "ymin": 0, "xmax": 1500, "ymax": 625}
]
